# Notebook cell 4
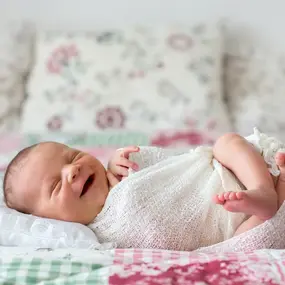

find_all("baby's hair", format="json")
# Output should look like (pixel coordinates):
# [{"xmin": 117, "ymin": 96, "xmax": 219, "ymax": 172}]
[{"xmin": 3, "ymin": 144, "xmax": 38, "ymax": 213}]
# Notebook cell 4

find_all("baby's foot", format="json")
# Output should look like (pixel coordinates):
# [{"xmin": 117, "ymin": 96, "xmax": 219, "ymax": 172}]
[
  {"xmin": 275, "ymin": 151, "xmax": 285, "ymax": 168},
  {"xmin": 275, "ymin": 151, "xmax": 285, "ymax": 207},
  {"xmin": 214, "ymin": 189, "xmax": 278, "ymax": 220},
  {"xmin": 214, "ymin": 191, "xmax": 244, "ymax": 205}
]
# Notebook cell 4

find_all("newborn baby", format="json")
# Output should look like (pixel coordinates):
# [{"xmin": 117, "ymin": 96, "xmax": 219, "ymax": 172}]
[{"xmin": 3, "ymin": 129, "xmax": 285, "ymax": 251}]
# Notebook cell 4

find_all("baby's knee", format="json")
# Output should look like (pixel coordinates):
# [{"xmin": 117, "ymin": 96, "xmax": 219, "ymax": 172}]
[{"xmin": 214, "ymin": 133, "xmax": 243, "ymax": 150}]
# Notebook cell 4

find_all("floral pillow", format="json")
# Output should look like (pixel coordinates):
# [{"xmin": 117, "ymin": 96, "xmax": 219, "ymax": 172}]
[
  {"xmin": 22, "ymin": 24, "xmax": 231, "ymax": 140},
  {"xmin": 225, "ymin": 48, "xmax": 285, "ymax": 141}
]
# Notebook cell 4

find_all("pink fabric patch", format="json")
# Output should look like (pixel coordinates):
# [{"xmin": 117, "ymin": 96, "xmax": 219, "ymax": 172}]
[
  {"xmin": 151, "ymin": 130, "xmax": 214, "ymax": 147},
  {"xmin": 0, "ymin": 134, "xmax": 22, "ymax": 153},
  {"xmin": 109, "ymin": 248, "xmax": 285, "ymax": 285}
]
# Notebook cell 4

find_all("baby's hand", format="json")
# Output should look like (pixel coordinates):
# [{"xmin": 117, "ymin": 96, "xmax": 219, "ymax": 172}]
[{"xmin": 107, "ymin": 146, "xmax": 140, "ymax": 185}]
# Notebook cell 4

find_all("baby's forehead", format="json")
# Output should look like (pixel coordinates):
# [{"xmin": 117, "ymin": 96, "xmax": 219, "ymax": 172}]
[
  {"xmin": 15, "ymin": 142, "xmax": 71, "ymax": 182},
  {"xmin": 23, "ymin": 142, "xmax": 71, "ymax": 170},
  {"xmin": 34, "ymin": 142, "xmax": 70, "ymax": 157},
  {"xmin": 10, "ymin": 142, "xmax": 71, "ymax": 209}
]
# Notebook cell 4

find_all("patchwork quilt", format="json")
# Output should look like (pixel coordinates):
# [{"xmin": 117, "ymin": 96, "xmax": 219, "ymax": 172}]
[{"xmin": 1, "ymin": 247, "xmax": 285, "ymax": 284}]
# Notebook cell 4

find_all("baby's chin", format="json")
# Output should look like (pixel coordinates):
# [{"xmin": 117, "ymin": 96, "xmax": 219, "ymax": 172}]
[
  {"xmin": 82, "ymin": 186, "xmax": 109, "ymax": 224},
  {"xmin": 58, "ymin": 210, "xmax": 98, "ymax": 225}
]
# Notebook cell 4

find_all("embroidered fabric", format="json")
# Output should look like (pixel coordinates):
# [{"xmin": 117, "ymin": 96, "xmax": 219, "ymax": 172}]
[{"xmin": 246, "ymin": 128, "xmax": 285, "ymax": 176}]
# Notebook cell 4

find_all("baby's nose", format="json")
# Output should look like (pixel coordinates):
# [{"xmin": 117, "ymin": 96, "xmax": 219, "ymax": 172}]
[{"xmin": 63, "ymin": 164, "xmax": 81, "ymax": 184}]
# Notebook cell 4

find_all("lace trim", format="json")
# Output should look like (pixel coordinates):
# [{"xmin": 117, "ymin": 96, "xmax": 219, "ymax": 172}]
[{"xmin": 246, "ymin": 128, "xmax": 285, "ymax": 176}]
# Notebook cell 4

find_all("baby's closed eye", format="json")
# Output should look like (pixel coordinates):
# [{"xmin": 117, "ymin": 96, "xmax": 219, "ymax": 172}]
[
  {"xmin": 68, "ymin": 152, "xmax": 80, "ymax": 163},
  {"xmin": 49, "ymin": 179, "xmax": 61, "ymax": 197}
]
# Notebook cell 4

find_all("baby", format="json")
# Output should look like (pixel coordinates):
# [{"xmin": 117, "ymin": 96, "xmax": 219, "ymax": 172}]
[{"xmin": 3, "ymin": 129, "xmax": 285, "ymax": 250}]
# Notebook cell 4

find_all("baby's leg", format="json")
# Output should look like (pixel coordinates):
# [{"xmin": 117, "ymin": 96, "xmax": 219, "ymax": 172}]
[
  {"xmin": 233, "ymin": 216, "xmax": 264, "ymax": 236},
  {"xmin": 213, "ymin": 133, "xmax": 277, "ymax": 220},
  {"xmin": 275, "ymin": 152, "xmax": 285, "ymax": 207},
  {"xmin": 234, "ymin": 152, "xmax": 285, "ymax": 236}
]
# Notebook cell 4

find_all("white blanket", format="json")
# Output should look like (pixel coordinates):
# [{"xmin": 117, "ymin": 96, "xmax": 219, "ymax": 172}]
[{"xmin": 90, "ymin": 129, "xmax": 285, "ymax": 251}]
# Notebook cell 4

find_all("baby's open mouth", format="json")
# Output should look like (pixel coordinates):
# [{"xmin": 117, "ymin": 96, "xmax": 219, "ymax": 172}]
[{"xmin": 81, "ymin": 174, "xmax": 95, "ymax": 197}]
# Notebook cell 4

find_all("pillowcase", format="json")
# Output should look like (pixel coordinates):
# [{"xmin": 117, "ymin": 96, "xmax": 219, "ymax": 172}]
[
  {"xmin": 22, "ymin": 24, "xmax": 231, "ymax": 139},
  {"xmin": 0, "ymin": 206, "xmax": 112, "ymax": 249},
  {"xmin": 224, "ymin": 47, "xmax": 285, "ymax": 141}
]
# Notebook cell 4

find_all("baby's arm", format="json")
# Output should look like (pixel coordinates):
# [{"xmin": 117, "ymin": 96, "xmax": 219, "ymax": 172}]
[
  {"xmin": 213, "ymin": 133, "xmax": 278, "ymax": 223},
  {"xmin": 107, "ymin": 146, "xmax": 186, "ymax": 188}
]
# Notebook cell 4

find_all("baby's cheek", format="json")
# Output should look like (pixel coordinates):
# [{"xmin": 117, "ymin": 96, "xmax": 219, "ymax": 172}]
[
  {"xmin": 55, "ymin": 194, "xmax": 76, "ymax": 214},
  {"xmin": 57, "ymin": 202, "xmax": 81, "ymax": 222}
]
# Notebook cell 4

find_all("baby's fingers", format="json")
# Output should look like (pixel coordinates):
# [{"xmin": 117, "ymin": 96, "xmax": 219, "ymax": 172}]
[
  {"xmin": 117, "ymin": 157, "xmax": 139, "ymax": 171},
  {"xmin": 107, "ymin": 171, "xmax": 120, "ymax": 188},
  {"xmin": 121, "ymin": 146, "xmax": 140, "ymax": 158},
  {"xmin": 113, "ymin": 165, "xmax": 129, "ymax": 177}
]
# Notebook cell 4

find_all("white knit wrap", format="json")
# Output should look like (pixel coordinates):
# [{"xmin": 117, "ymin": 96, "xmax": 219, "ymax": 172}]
[{"xmin": 89, "ymin": 129, "xmax": 285, "ymax": 251}]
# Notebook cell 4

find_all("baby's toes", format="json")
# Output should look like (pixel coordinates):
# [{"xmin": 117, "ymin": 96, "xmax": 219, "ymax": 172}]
[
  {"xmin": 218, "ymin": 192, "xmax": 232, "ymax": 202},
  {"xmin": 276, "ymin": 151, "xmax": 285, "ymax": 167},
  {"xmin": 224, "ymin": 191, "xmax": 233, "ymax": 200},
  {"xmin": 213, "ymin": 194, "xmax": 225, "ymax": 204},
  {"xmin": 227, "ymin": 191, "xmax": 243, "ymax": 201},
  {"xmin": 235, "ymin": 191, "xmax": 246, "ymax": 200}
]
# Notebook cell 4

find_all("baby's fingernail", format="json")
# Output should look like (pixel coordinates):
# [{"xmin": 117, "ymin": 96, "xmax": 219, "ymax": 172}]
[{"xmin": 133, "ymin": 164, "xmax": 139, "ymax": 170}]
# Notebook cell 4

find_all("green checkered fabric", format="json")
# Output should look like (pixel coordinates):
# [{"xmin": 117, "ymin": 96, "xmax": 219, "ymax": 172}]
[
  {"xmin": 26, "ymin": 132, "xmax": 149, "ymax": 147},
  {"xmin": 0, "ymin": 258, "xmax": 107, "ymax": 285}
]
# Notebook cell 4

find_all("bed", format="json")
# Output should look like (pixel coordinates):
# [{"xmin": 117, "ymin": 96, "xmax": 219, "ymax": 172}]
[
  {"xmin": 1, "ymin": 21, "xmax": 285, "ymax": 284},
  {"xmin": 0, "ymin": 136, "xmax": 285, "ymax": 284}
]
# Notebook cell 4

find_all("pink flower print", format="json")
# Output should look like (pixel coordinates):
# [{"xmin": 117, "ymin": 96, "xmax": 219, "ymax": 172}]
[
  {"xmin": 47, "ymin": 58, "xmax": 61, "ymax": 73},
  {"xmin": 167, "ymin": 33, "xmax": 193, "ymax": 51},
  {"xmin": 96, "ymin": 107, "xmax": 126, "ymax": 129},
  {"xmin": 183, "ymin": 131, "xmax": 204, "ymax": 145},
  {"xmin": 46, "ymin": 44, "xmax": 78, "ymax": 74},
  {"xmin": 110, "ymin": 260, "xmax": 254, "ymax": 285},
  {"xmin": 47, "ymin": 115, "xmax": 63, "ymax": 131},
  {"xmin": 152, "ymin": 130, "xmax": 204, "ymax": 147}
]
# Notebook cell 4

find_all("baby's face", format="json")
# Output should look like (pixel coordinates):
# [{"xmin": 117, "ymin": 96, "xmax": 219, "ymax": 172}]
[{"xmin": 13, "ymin": 142, "xmax": 109, "ymax": 224}]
